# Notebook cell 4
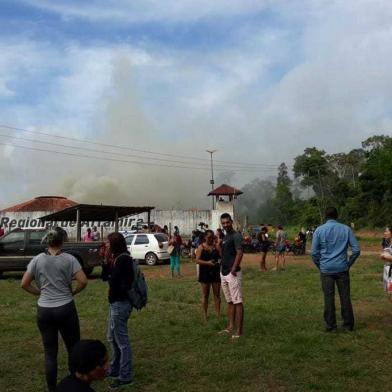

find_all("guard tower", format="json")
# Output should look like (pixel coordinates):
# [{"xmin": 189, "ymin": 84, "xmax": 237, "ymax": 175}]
[{"xmin": 208, "ymin": 184, "xmax": 243, "ymax": 230}]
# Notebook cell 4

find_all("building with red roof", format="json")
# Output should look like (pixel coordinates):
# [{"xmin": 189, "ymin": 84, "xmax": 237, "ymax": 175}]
[{"xmin": 1, "ymin": 196, "xmax": 77, "ymax": 213}]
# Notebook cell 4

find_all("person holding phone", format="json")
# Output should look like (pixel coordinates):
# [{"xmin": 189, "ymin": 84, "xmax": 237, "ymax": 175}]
[{"xmin": 195, "ymin": 230, "xmax": 221, "ymax": 322}]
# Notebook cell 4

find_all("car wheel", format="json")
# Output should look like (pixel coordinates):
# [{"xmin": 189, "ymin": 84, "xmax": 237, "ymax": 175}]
[{"xmin": 145, "ymin": 252, "xmax": 158, "ymax": 266}]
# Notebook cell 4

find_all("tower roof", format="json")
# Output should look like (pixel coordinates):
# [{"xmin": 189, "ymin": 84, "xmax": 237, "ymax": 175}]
[{"xmin": 208, "ymin": 184, "xmax": 243, "ymax": 196}]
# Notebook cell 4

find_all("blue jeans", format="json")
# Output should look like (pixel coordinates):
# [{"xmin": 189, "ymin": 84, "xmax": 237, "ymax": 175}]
[{"xmin": 107, "ymin": 301, "xmax": 133, "ymax": 382}]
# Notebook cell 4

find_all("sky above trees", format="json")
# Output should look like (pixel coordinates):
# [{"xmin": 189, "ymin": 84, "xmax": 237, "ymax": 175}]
[{"xmin": 1, "ymin": 1, "xmax": 392, "ymax": 208}]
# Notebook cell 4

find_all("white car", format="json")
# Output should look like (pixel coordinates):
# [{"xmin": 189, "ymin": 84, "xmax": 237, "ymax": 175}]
[{"xmin": 124, "ymin": 233, "xmax": 170, "ymax": 266}]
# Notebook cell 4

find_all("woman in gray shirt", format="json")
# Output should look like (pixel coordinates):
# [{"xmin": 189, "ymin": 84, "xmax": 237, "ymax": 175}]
[{"xmin": 21, "ymin": 229, "xmax": 88, "ymax": 392}]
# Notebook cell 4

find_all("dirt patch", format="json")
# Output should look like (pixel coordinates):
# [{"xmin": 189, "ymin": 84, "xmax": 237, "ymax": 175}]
[
  {"xmin": 356, "ymin": 229, "xmax": 384, "ymax": 238},
  {"xmin": 142, "ymin": 248, "xmax": 381, "ymax": 280},
  {"xmin": 141, "ymin": 253, "xmax": 313, "ymax": 280}
]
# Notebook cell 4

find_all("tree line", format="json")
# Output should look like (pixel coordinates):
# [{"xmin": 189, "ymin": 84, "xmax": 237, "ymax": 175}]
[{"xmin": 237, "ymin": 135, "xmax": 392, "ymax": 228}]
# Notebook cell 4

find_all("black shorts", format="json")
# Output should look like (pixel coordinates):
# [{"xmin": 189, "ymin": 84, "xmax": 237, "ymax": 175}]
[
  {"xmin": 260, "ymin": 244, "xmax": 269, "ymax": 253},
  {"xmin": 198, "ymin": 265, "xmax": 221, "ymax": 284}
]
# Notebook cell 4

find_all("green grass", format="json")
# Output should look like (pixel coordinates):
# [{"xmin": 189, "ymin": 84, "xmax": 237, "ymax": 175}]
[{"xmin": 1, "ymin": 257, "xmax": 392, "ymax": 391}]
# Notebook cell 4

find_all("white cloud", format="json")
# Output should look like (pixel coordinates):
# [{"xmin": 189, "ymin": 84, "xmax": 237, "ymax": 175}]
[
  {"xmin": 2, "ymin": 1, "xmax": 392, "ymax": 208},
  {"xmin": 22, "ymin": 0, "xmax": 275, "ymax": 23}
]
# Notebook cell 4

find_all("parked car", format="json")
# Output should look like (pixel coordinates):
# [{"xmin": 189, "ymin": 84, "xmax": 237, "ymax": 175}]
[
  {"xmin": 124, "ymin": 233, "xmax": 170, "ymax": 266},
  {"xmin": 120, "ymin": 222, "xmax": 159, "ymax": 235},
  {"xmin": 0, "ymin": 228, "xmax": 104, "ymax": 276}
]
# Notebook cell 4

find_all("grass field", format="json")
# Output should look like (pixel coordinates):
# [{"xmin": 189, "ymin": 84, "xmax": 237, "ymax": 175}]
[{"xmin": 1, "ymin": 252, "xmax": 391, "ymax": 392}]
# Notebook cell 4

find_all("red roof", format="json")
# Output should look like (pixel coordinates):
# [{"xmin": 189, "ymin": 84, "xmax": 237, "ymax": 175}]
[
  {"xmin": 208, "ymin": 184, "xmax": 243, "ymax": 196},
  {"xmin": 1, "ymin": 196, "xmax": 78, "ymax": 213}
]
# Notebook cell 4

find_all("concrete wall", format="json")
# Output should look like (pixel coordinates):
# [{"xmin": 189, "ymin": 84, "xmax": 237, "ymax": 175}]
[
  {"xmin": 0, "ymin": 209, "xmax": 212, "ymax": 237},
  {"xmin": 0, "ymin": 204, "xmax": 237, "ymax": 238}
]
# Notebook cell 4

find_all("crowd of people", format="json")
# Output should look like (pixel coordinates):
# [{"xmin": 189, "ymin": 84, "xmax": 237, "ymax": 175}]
[
  {"xmin": 18, "ymin": 209, "xmax": 392, "ymax": 390},
  {"xmin": 82, "ymin": 226, "xmax": 101, "ymax": 242}
]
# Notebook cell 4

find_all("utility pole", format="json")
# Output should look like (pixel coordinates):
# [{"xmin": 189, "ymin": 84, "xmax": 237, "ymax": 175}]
[{"xmin": 206, "ymin": 149, "xmax": 217, "ymax": 210}]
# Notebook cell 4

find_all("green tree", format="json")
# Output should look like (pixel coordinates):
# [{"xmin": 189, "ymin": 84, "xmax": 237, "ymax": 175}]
[{"xmin": 273, "ymin": 163, "xmax": 294, "ymax": 224}]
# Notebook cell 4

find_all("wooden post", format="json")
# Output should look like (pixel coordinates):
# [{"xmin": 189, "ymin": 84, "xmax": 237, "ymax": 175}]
[{"xmin": 76, "ymin": 208, "xmax": 81, "ymax": 242}]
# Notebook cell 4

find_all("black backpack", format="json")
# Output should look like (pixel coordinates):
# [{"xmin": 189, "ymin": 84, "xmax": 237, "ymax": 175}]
[{"xmin": 127, "ymin": 260, "xmax": 148, "ymax": 310}]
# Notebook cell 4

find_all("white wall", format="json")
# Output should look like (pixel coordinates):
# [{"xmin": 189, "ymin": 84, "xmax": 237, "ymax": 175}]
[
  {"xmin": 0, "ymin": 209, "xmax": 212, "ymax": 237},
  {"xmin": 0, "ymin": 204, "xmax": 238, "ymax": 237}
]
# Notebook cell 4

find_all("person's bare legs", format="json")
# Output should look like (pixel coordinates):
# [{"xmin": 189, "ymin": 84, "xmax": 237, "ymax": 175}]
[
  {"xmin": 227, "ymin": 302, "xmax": 235, "ymax": 331},
  {"xmin": 260, "ymin": 252, "xmax": 267, "ymax": 271},
  {"xmin": 201, "ymin": 283, "xmax": 210, "ymax": 322},
  {"xmin": 233, "ymin": 303, "xmax": 244, "ymax": 336},
  {"xmin": 282, "ymin": 252, "xmax": 286, "ymax": 270},
  {"xmin": 211, "ymin": 282, "xmax": 221, "ymax": 318},
  {"xmin": 275, "ymin": 253, "xmax": 280, "ymax": 270}
]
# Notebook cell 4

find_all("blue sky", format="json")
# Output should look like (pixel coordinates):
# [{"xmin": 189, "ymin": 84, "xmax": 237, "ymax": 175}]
[{"xmin": 0, "ymin": 1, "xmax": 391, "ymax": 208}]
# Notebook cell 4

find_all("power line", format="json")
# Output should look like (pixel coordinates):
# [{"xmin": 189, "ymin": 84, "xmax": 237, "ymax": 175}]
[
  {"xmin": 0, "ymin": 141, "xmax": 277, "ymax": 173},
  {"xmin": 0, "ymin": 124, "xmax": 280, "ymax": 168},
  {"xmin": 0, "ymin": 132, "xmax": 277, "ymax": 171}
]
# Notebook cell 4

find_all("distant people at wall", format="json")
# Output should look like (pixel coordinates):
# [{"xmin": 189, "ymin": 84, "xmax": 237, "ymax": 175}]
[
  {"xmin": 218, "ymin": 213, "xmax": 244, "ymax": 339},
  {"xmin": 163, "ymin": 225, "xmax": 169, "ymax": 235},
  {"xmin": 83, "ymin": 228, "xmax": 93, "ymax": 243},
  {"xmin": 258, "ymin": 227, "xmax": 269, "ymax": 272},
  {"xmin": 169, "ymin": 232, "xmax": 183, "ymax": 278},
  {"xmin": 56, "ymin": 339, "xmax": 109, "ymax": 392},
  {"xmin": 195, "ymin": 230, "xmax": 221, "ymax": 322},
  {"xmin": 191, "ymin": 229, "xmax": 202, "ymax": 258},
  {"xmin": 0, "ymin": 224, "xmax": 4, "ymax": 238},
  {"xmin": 174, "ymin": 225, "xmax": 180, "ymax": 235},
  {"xmin": 92, "ymin": 226, "xmax": 100, "ymax": 242},
  {"xmin": 275, "ymin": 225, "xmax": 287, "ymax": 271},
  {"xmin": 101, "ymin": 233, "xmax": 134, "ymax": 388},
  {"xmin": 21, "ymin": 229, "xmax": 88, "ymax": 392},
  {"xmin": 311, "ymin": 207, "xmax": 360, "ymax": 333}
]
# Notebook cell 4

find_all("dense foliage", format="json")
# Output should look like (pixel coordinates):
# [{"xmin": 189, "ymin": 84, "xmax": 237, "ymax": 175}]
[{"xmin": 237, "ymin": 135, "xmax": 392, "ymax": 228}]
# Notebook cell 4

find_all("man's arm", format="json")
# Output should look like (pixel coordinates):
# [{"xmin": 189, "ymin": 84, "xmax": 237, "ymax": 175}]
[
  {"xmin": 348, "ymin": 229, "xmax": 360, "ymax": 267},
  {"xmin": 311, "ymin": 230, "xmax": 321, "ymax": 269},
  {"xmin": 231, "ymin": 233, "xmax": 244, "ymax": 276}
]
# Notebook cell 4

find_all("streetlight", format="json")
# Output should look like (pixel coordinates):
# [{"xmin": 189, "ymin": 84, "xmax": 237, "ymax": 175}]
[{"xmin": 206, "ymin": 149, "xmax": 217, "ymax": 209}]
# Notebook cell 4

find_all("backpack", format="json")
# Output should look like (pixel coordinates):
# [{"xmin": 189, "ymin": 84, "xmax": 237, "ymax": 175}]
[
  {"xmin": 127, "ymin": 259, "xmax": 148, "ymax": 310},
  {"xmin": 115, "ymin": 253, "xmax": 148, "ymax": 310}
]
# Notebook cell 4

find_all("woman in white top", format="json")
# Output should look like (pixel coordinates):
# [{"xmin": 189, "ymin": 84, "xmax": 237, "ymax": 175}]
[{"xmin": 21, "ymin": 228, "xmax": 88, "ymax": 392}]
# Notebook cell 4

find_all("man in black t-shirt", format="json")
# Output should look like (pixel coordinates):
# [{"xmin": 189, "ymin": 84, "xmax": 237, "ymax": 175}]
[
  {"xmin": 218, "ymin": 213, "xmax": 244, "ymax": 339},
  {"xmin": 56, "ymin": 340, "xmax": 108, "ymax": 392}
]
